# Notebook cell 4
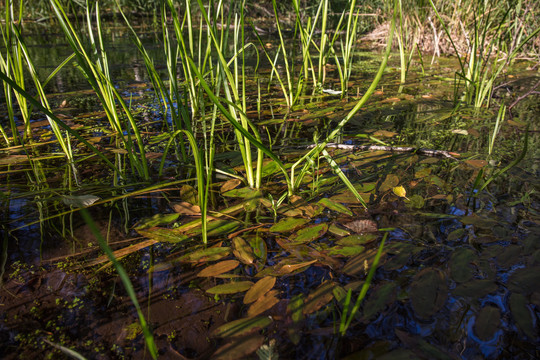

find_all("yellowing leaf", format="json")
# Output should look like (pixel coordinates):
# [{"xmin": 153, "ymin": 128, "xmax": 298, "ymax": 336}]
[{"xmin": 392, "ymin": 185, "xmax": 409, "ymax": 200}]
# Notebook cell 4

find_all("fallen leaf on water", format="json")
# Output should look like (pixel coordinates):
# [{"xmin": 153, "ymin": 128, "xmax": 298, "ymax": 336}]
[
  {"xmin": 343, "ymin": 219, "xmax": 378, "ymax": 233},
  {"xmin": 197, "ymin": 260, "xmax": 240, "ymax": 277}
]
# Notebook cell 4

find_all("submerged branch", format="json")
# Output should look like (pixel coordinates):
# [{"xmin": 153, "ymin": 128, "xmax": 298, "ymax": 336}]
[{"xmin": 310, "ymin": 143, "xmax": 460, "ymax": 160}]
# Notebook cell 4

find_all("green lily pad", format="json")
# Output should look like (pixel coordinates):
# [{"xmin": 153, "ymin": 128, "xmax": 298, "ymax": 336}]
[
  {"xmin": 206, "ymin": 281, "xmax": 254, "ymax": 295},
  {"xmin": 290, "ymin": 223, "xmax": 328, "ymax": 244},
  {"xmin": 269, "ymin": 217, "xmax": 309, "ymax": 233},
  {"xmin": 474, "ymin": 305, "xmax": 500, "ymax": 341},
  {"xmin": 410, "ymin": 268, "xmax": 448, "ymax": 319}
]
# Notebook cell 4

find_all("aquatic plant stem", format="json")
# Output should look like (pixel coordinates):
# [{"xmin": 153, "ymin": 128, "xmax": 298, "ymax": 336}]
[
  {"xmin": 79, "ymin": 208, "xmax": 158, "ymax": 359},
  {"xmin": 290, "ymin": 0, "xmax": 398, "ymax": 196}
]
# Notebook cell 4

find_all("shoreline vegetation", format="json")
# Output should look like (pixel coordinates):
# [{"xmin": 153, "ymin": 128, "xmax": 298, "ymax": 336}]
[{"xmin": 1, "ymin": 0, "xmax": 539, "ymax": 358}]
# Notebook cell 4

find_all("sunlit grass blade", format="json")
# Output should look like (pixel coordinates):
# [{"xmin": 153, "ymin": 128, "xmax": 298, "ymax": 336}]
[{"xmin": 79, "ymin": 208, "xmax": 157, "ymax": 359}]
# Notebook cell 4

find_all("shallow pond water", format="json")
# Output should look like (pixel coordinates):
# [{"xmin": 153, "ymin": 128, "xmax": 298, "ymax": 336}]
[{"xmin": 1, "ymin": 19, "xmax": 539, "ymax": 360}]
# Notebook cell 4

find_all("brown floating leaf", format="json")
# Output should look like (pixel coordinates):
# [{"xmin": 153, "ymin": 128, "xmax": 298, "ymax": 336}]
[
  {"xmin": 232, "ymin": 236, "xmax": 256, "ymax": 264},
  {"xmin": 212, "ymin": 334, "xmax": 264, "ymax": 360},
  {"xmin": 465, "ymin": 159, "xmax": 488, "ymax": 168},
  {"xmin": 212, "ymin": 316, "xmax": 272, "ymax": 338},
  {"xmin": 220, "ymin": 178, "xmax": 242, "ymax": 193},
  {"xmin": 197, "ymin": 260, "xmax": 240, "ymax": 277},
  {"xmin": 277, "ymin": 259, "xmax": 317, "ymax": 275},
  {"xmin": 179, "ymin": 184, "xmax": 198, "ymax": 205},
  {"xmin": 244, "ymin": 276, "xmax": 277, "ymax": 304},
  {"xmin": 343, "ymin": 219, "xmax": 377, "ymax": 234},
  {"xmin": 343, "ymin": 248, "xmax": 386, "ymax": 276},
  {"xmin": 474, "ymin": 305, "xmax": 501, "ymax": 341},
  {"xmin": 303, "ymin": 281, "xmax": 336, "ymax": 315},
  {"xmin": 171, "ymin": 201, "xmax": 201, "ymax": 215},
  {"xmin": 206, "ymin": 281, "xmax": 253, "ymax": 295},
  {"xmin": 247, "ymin": 290, "xmax": 280, "ymax": 317}
]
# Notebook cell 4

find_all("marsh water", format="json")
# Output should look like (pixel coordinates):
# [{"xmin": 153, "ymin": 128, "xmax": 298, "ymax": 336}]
[{"xmin": 1, "ymin": 20, "xmax": 539, "ymax": 359}]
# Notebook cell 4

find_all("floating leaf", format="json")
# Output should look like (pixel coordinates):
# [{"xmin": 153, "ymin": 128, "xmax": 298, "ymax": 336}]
[
  {"xmin": 248, "ymin": 231, "xmax": 267, "ymax": 262},
  {"xmin": 197, "ymin": 260, "xmax": 240, "ymax": 277},
  {"xmin": 474, "ymin": 306, "xmax": 500, "ymax": 341},
  {"xmin": 343, "ymin": 248, "xmax": 386, "ymax": 276},
  {"xmin": 288, "ymin": 294, "xmax": 305, "ymax": 323},
  {"xmin": 244, "ymin": 276, "xmax": 276, "ymax": 304},
  {"xmin": 220, "ymin": 178, "xmax": 242, "ymax": 193},
  {"xmin": 453, "ymin": 280, "xmax": 498, "ymax": 298},
  {"xmin": 62, "ymin": 194, "xmax": 100, "ymax": 207},
  {"xmin": 247, "ymin": 290, "xmax": 280, "ymax": 317},
  {"xmin": 207, "ymin": 281, "xmax": 253, "ymax": 295},
  {"xmin": 212, "ymin": 334, "xmax": 264, "ymax": 360},
  {"xmin": 328, "ymin": 224, "xmax": 351, "ymax": 237},
  {"xmin": 363, "ymin": 283, "xmax": 397, "ymax": 320},
  {"xmin": 414, "ymin": 167, "xmax": 431, "ymax": 178},
  {"xmin": 303, "ymin": 281, "xmax": 336, "ymax": 315},
  {"xmin": 179, "ymin": 247, "xmax": 230, "ymax": 263},
  {"xmin": 507, "ymin": 266, "xmax": 540, "ymax": 294},
  {"xmin": 171, "ymin": 201, "xmax": 201, "ymax": 215},
  {"xmin": 222, "ymin": 187, "xmax": 260, "ymax": 198},
  {"xmin": 392, "ymin": 186, "xmax": 409, "ymax": 200},
  {"xmin": 406, "ymin": 194, "xmax": 425, "ymax": 209},
  {"xmin": 410, "ymin": 268, "xmax": 448, "ymax": 319},
  {"xmin": 328, "ymin": 246, "xmax": 365, "ymax": 256},
  {"xmin": 136, "ymin": 227, "xmax": 188, "ymax": 243},
  {"xmin": 449, "ymin": 248, "xmax": 476, "ymax": 283},
  {"xmin": 337, "ymin": 234, "xmax": 377, "ymax": 246},
  {"xmin": 232, "ymin": 236, "xmax": 256, "ymax": 264},
  {"xmin": 318, "ymin": 198, "xmax": 353, "ymax": 216},
  {"xmin": 212, "ymin": 316, "xmax": 272, "ymax": 338},
  {"xmin": 380, "ymin": 174, "xmax": 399, "ymax": 193},
  {"xmin": 509, "ymin": 293, "xmax": 537, "ymax": 339},
  {"xmin": 179, "ymin": 185, "xmax": 198, "ymax": 205},
  {"xmin": 394, "ymin": 329, "xmax": 456, "ymax": 360},
  {"xmin": 343, "ymin": 219, "xmax": 377, "ymax": 233},
  {"xmin": 276, "ymin": 259, "xmax": 317, "ymax": 275},
  {"xmin": 289, "ymin": 223, "xmax": 328, "ymax": 244},
  {"xmin": 465, "ymin": 159, "xmax": 488, "ymax": 168},
  {"xmin": 135, "ymin": 213, "xmax": 180, "ymax": 229},
  {"xmin": 269, "ymin": 217, "xmax": 309, "ymax": 233}
]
